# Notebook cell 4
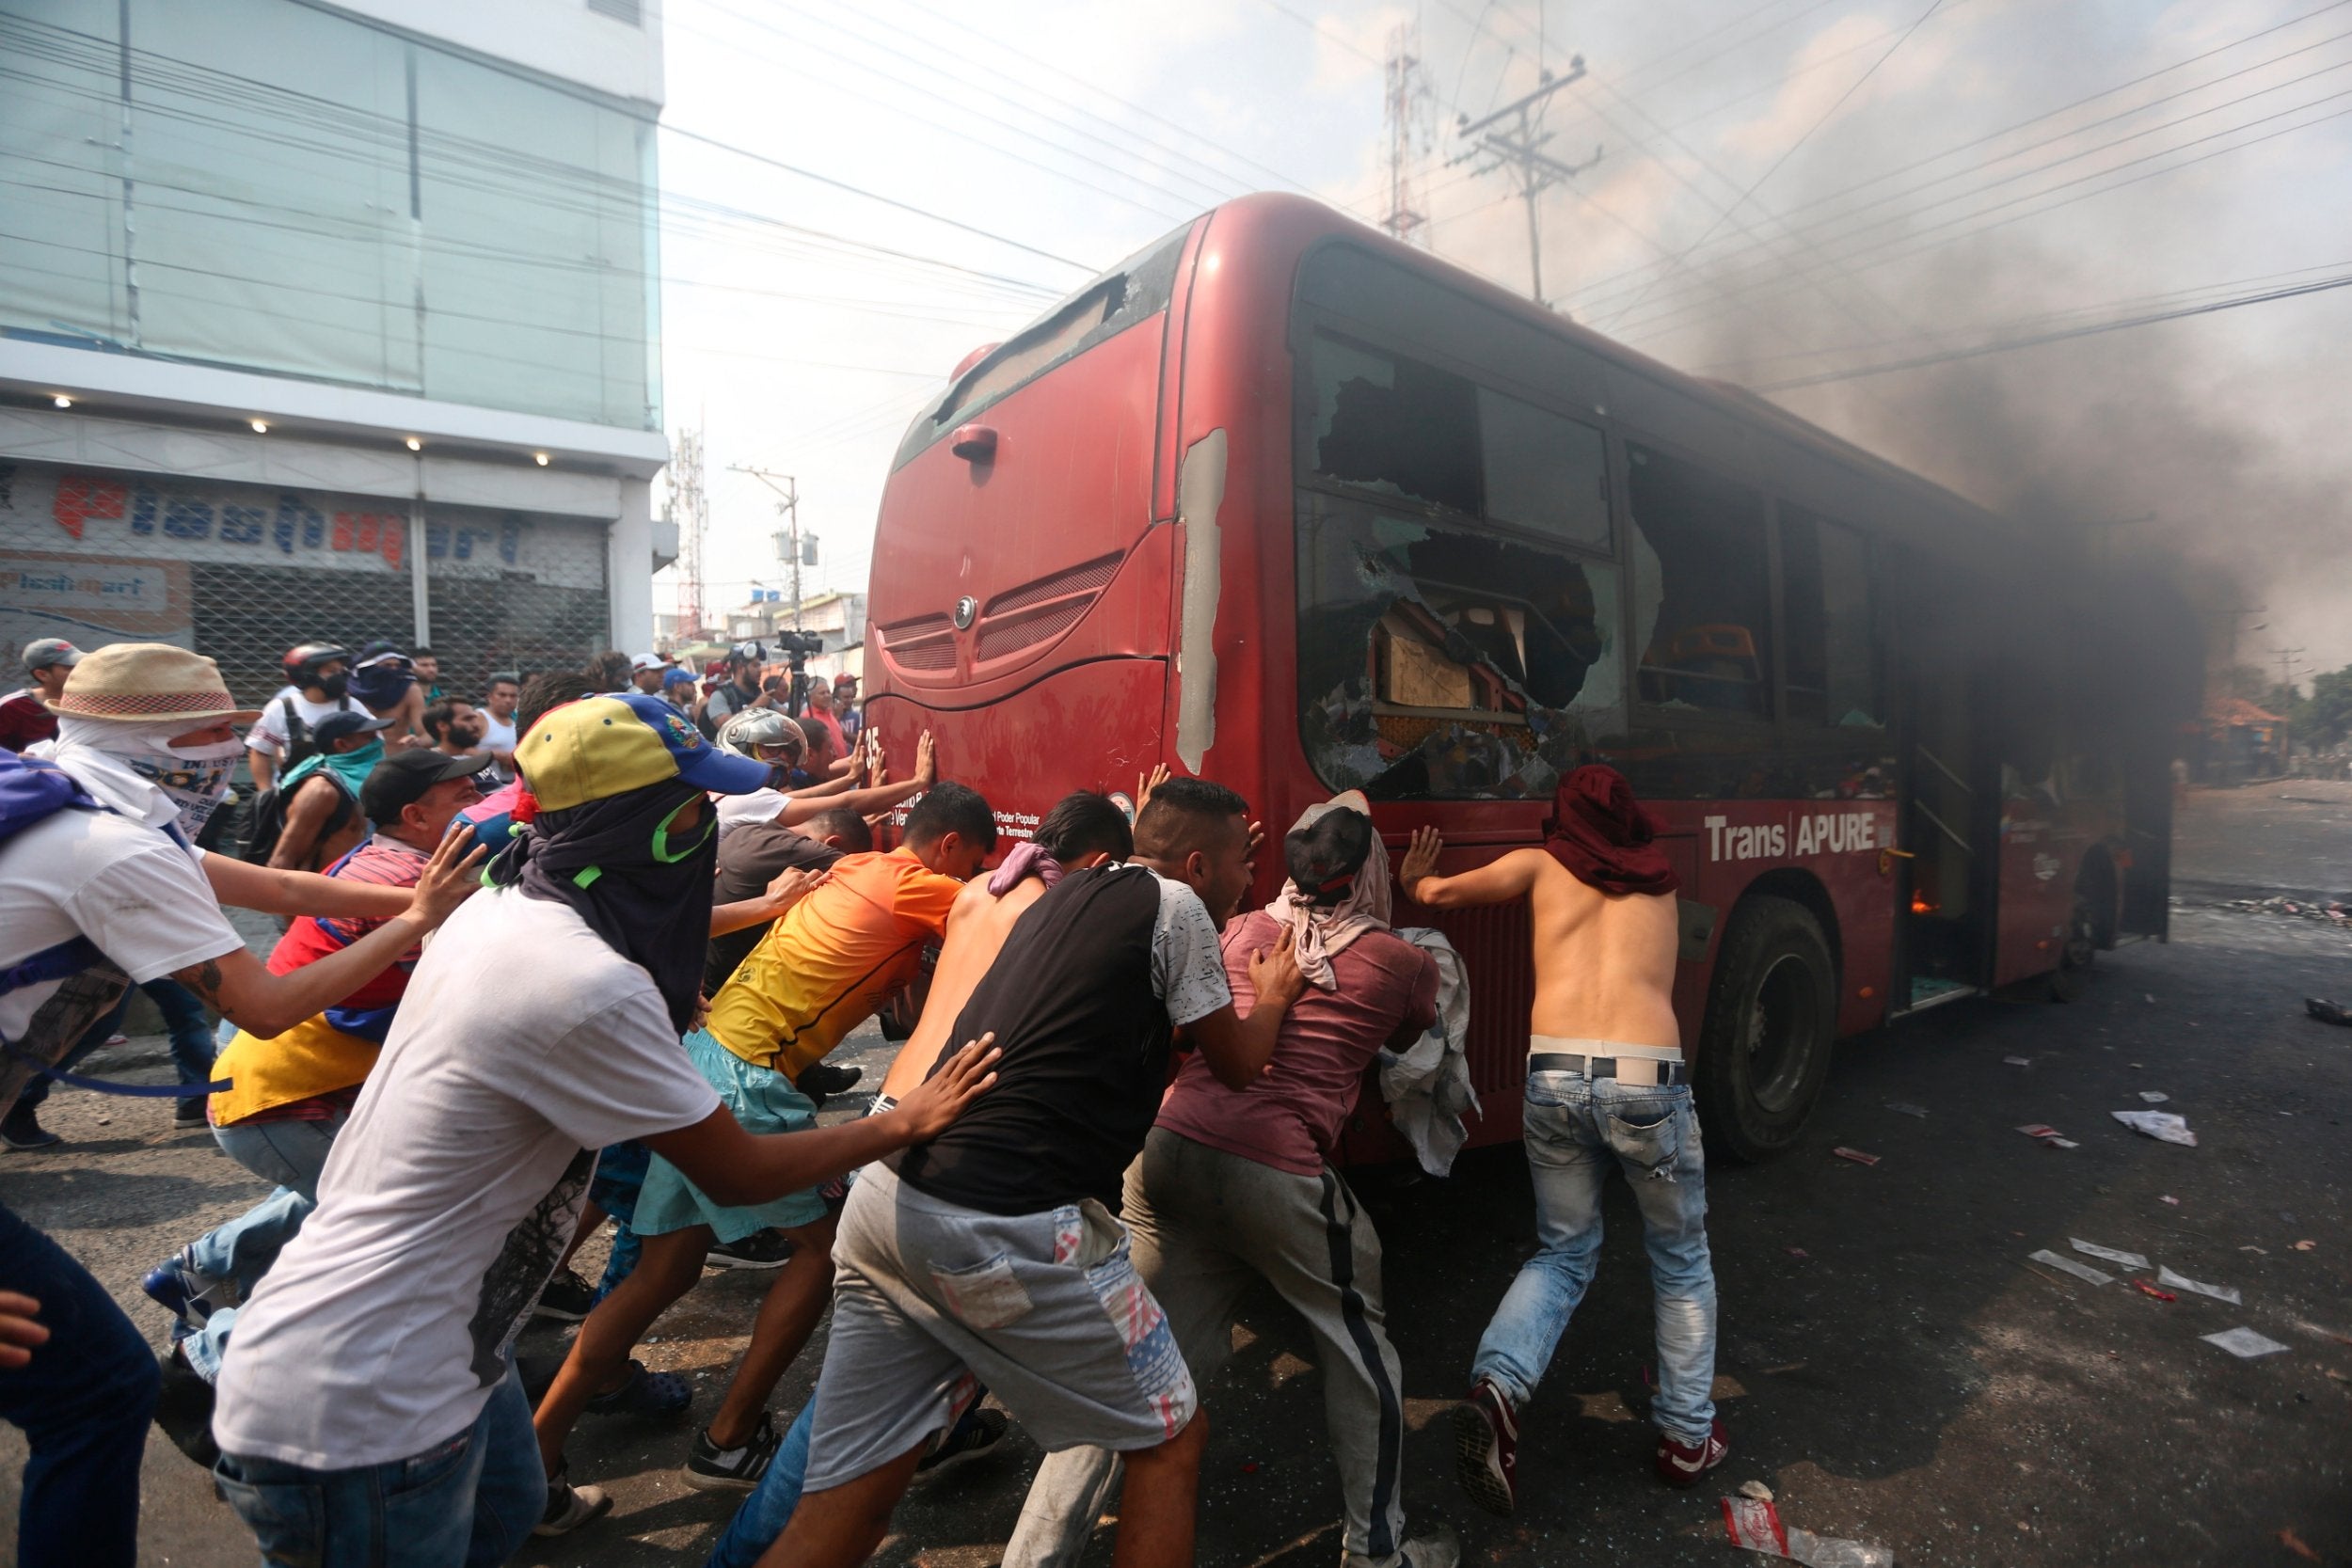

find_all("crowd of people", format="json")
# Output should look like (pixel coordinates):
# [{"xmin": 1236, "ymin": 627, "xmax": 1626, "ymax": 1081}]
[{"xmin": 0, "ymin": 631, "xmax": 1725, "ymax": 1568}]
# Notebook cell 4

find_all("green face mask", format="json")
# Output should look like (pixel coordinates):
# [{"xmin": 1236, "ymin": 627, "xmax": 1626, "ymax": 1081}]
[{"xmin": 320, "ymin": 738, "xmax": 385, "ymax": 796}]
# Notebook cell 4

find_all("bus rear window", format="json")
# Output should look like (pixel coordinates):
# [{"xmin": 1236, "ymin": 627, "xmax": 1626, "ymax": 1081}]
[{"xmin": 893, "ymin": 222, "xmax": 1191, "ymax": 470}]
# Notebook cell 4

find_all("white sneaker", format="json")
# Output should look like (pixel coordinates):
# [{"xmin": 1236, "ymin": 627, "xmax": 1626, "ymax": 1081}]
[
  {"xmin": 534, "ymin": 1467, "xmax": 612, "ymax": 1536},
  {"xmin": 1345, "ymin": 1527, "xmax": 1460, "ymax": 1568}
]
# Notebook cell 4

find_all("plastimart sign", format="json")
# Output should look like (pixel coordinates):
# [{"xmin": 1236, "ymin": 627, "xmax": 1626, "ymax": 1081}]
[{"xmin": 1704, "ymin": 810, "xmax": 1881, "ymax": 863}]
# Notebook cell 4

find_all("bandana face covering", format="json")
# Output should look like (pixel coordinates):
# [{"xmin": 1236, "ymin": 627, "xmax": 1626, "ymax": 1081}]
[
  {"xmin": 1542, "ymin": 764, "xmax": 1678, "ymax": 896},
  {"xmin": 348, "ymin": 663, "xmax": 414, "ymax": 712},
  {"xmin": 36, "ymin": 717, "xmax": 240, "ymax": 840},
  {"xmin": 488, "ymin": 778, "xmax": 717, "ymax": 1031},
  {"xmin": 1265, "ymin": 792, "xmax": 1390, "ymax": 990}
]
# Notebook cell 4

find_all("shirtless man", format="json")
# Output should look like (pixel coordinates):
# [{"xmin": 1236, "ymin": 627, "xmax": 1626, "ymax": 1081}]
[{"xmin": 1395, "ymin": 763, "xmax": 1725, "ymax": 1514}]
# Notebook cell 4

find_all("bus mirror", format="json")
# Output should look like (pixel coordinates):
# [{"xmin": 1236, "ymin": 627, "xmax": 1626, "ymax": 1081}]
[{"xmin": 951, "ymin": 423, "xmax": 998, "ymax": 464}]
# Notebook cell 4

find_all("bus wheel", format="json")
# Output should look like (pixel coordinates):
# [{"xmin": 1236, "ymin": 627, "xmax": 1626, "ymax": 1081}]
[{"xmin": 1695, "ymin": 895, "xmax": 1837, "ymax": 1164}]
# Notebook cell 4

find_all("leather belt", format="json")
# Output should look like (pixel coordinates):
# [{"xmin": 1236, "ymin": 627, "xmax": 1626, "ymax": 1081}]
[{"xmin": 1529, "ymin": 1051, "xmax": 1687, "ymax": 1087}]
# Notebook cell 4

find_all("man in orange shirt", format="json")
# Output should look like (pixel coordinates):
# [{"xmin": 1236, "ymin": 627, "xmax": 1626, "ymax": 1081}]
[{"xmin": 532, "ymin": 783, "xmax": 996, "ymax": 1508}]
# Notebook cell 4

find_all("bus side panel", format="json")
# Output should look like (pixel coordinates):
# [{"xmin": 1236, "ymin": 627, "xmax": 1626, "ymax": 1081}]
[
  {"xmin": 866, "ymin": 657, "xmax": 1169, "ymax": 850},
  {"xmin": 1991, "ymin": 802, "xmax": 2094, "ymax": 989}
]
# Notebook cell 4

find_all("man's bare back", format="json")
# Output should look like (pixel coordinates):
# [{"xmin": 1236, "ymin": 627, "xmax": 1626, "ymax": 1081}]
[
  {"xmin": 880, "ymin": 874, "xmax": 1053, "ymax": 1098},
  {"xmin": 1399, "ymin": 836, "xmax": 1682, "ymax": 1051}
]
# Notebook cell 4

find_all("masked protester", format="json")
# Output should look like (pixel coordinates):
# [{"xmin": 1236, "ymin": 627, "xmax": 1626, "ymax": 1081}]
[
  {"xmin": 350, "ymin": 641, "xmax": 426, "ymax": 748},
  {"xmin": 1008, "ymin": 791, "xmax": 1456, "ymax": 1568},
  {"xmin": 245, "ymin": 642, "xmax": 354, "ymax": 793},
  {"xmin": 1398, "ymin": 764, "xmax": 1726, "ymax": 1512},
  {"xmin": 209, "ymin": 690, "xmax": 1001, "ymax": 1550},
  {"xmin": 0, "ymin": 642, "xmax": 485, "ymax": 1568}
]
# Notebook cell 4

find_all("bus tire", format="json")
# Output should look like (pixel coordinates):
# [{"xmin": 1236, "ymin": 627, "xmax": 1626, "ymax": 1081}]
[{"xmin": 1694, "ymin": 895, "xmax": 1837, "ymax": 1164}]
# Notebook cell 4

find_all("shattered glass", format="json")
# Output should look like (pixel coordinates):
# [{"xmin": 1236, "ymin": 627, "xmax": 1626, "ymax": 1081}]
[{"xmin": 1296, "ymin": 489, "xmax": 1625, "ymax": 801}]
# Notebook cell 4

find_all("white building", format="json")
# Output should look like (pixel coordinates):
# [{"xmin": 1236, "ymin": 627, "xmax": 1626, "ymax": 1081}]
[{"xmin": 0, "ymin": 0, "xmax": 675, "ymax": 703}]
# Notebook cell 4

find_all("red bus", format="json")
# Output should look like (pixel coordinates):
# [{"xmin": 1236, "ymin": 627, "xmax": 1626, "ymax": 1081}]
[{"xmin": 861, "ymin": 194, "xmax": 2198, "ymax": 1163}]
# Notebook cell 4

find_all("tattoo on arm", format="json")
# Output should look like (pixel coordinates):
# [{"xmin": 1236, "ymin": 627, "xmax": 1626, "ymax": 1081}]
[{"xmin": 183, "ymin": 958, "xmax": 225, "ymax": 1005}]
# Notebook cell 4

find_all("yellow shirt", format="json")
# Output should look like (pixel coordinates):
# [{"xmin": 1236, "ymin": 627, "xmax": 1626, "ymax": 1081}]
[
  {"xmin": 706, "ymin": 847, "xmax": 962, "ymax": 1078},
  {"xmin": 210, "ymin": 1015, "xmax": 380, "ymax": 1126}
]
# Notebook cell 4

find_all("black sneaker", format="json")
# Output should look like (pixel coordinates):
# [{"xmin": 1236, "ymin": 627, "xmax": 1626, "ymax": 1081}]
[
  {"xmin": 1, "ymin": 1108, "xmax": 61, "ymax": 1151},
  {"xmin": 174, "ymin": 1098, "xmax": 209, "ymax": 1128},
  {"xmin": 794, "ymin": 1060, "xmax": 863, "ymax": 1108},
  {"xmin": 683, "ymin": 1410, "xmax": 780, "ymax": 1492},
  {"xmin": 534, "ymin": 1459, "xmax": 612, "ymax": 1536},
  {"xmin": 914, "ymin": 1406, "xmax": 1009, "ymax": 1480},
  {"xmin": 152, "ymin": 1341, "xmax": 221, "ymax": 1470},
  {"xmin": 532, "ymin": 1267, "xmax": 596, "ymax": 1323},
  {"xmin": 707, "ymin": 1229, "xmax": 793, "ymax": 1271}
]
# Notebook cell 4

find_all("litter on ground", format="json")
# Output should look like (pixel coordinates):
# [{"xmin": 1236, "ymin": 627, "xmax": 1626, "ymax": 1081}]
[
  {"xmin": 2027, "ymin": 1248, "xmax": 2113, "ymax": 1287},
  {"xmin": 2016, "ymin": 1124, "xmax": 2062, "ymax": 1139},
  {"xmin": 1739, "ymin": 1479, "xmax": 1775, "ymax": 1502},
  {"xmin": 2003, "ymin": 1054, "xmax": 2032, "ymax": 1066},
  {"xmin": 2155, "ymin": 1265, "xmax": 2241, "ymax": 1305},
  {"xmin": 1722, "ymin": 1497, "xmax": 1895, "ymax": 1566},
  {"xmin": 2201, "ymin": 1326, "xmax": 2290, "ymax": 1359},
  {"xmin": 1883, "ymin": 1101, "xmax": 1929, "ymax": 1118},
  {"xmin": 2137, "ymin": 1090, "xmax": 2170, "ymax": 1103},
  {"xmin": 2133, "ymin": 1279, "xmax": 2177, "ymax": 1302},
  {"xmin": 2071, "ymin": 1239, "xmax": 2150, "ymax": 1271},
  {"xmin": 1832, "ymin": 1147, "xmax": 1882, "ymax": 1166},
  {"xmin": 2112, "ymin": 1110, "xmax": 2197, "ymax": 1146}
]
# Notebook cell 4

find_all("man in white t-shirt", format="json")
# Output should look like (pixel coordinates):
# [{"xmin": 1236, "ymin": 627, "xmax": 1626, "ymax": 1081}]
[
  {"xmin": 245, "ymin": 641, "xmax": 353, "ymax": 792},
  {"xmin": 210, "ymin": 689, "xmax": 1002, "ymax": 1557},
  {"xmin": 0, "ymin": 642, "xmax": 485, "ymax": 1568},
  {"xmin": 479, "ymin": 673, "xmax": 521, "ymax": 782}
]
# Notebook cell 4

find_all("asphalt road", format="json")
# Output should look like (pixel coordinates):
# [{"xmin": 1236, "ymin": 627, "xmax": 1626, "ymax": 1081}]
[{"xmin": 2, "ymin": 789, "xmax": 2346, "ymax": 1568}]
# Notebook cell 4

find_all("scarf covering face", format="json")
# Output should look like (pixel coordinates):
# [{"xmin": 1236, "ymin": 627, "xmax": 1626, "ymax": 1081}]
[
  {"xmin": 487, "ymin": 777, "xmax": 715, "ymax": 1031},
  {"xmin": 348, "ymin": 663, "xmax": 415, "ymax": 713},
  {"xmin": 33, "ymin": 716, "xmax": 241, "ymax": 841},
  {"xmin": 986, "ymin": 840, "xmax": 1065, "ymax": 896},
  {"xmin": 1264, "ymin": 792, "xmax": 1391, "ymax": 990},
  {"xmin": 282, "ymin": 738, "xmax": 385, "ymax": 802},
  {"xmin": 1543, "ymin": 764, "xmax": 1679, "ymax": 896}
]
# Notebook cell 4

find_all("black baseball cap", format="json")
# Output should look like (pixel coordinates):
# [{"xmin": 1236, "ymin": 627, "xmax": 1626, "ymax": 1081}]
[
  {"xmin": 361, "ymin": 747, "xmax": 491, "ymax": 823},
  {"xmin": 311, "ymin": 709, "xmax": 394, "ymax": 747}
]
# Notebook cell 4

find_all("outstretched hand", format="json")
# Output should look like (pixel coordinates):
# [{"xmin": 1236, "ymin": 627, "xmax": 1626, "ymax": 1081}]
[
  {"xmin": 1396, "ymin": 826, "xmax": 1443, "ymax": 901},
  {"xmin": 763, "ymin": 865, "xmax": 826, "ymax": 913},
  {"xmin": 1136, "ymin": 763, "xmax": 1170, "ymax": 815},
  {"xmin": 0, "ymin": 1291, "xmax": 48, "ymax": 1370},
  {"xmin": 894, "ymin": 1034, "xmax": 1000, "ymax": 1140},
  {"xmin": 1248, "ymin": 926, "xmax": 1306, "ymax": 1010},
  {"xmin": 410, "ymin": 826, "xmax": 490, "ymax": 927}
]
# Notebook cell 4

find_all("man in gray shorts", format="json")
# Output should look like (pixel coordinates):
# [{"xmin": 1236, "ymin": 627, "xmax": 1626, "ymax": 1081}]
[
  {"xmin": 1398, "ymin": 765, "xmax": 1727, "ymax": 1515},
  {"xmin": 766, "ymin": 777, "xmax": 1305, "ymax": 1568}
]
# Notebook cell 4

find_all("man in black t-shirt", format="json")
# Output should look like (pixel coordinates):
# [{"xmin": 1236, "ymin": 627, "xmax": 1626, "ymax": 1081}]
[{"xmin": 769, "ymin": 777, "xmax": 1304, "ymax": 1568}]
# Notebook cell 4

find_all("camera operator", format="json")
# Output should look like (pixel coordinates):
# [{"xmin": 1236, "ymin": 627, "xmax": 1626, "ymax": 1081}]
[{"xmin": 695, "ymin": 642, "xmax": 776, "ymax": 743}]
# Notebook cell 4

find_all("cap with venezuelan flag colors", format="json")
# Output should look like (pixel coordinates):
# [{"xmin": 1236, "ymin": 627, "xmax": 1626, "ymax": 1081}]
[{"xmin": 517, "ymin": 690, "xmax": 770, "ymax": 812}]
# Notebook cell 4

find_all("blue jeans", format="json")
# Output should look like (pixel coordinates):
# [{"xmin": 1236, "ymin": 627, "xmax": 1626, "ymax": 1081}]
[
  {"xmin": 1471, "ymin": 1068, "xmax": 1719, "ymax": 1445},
  {"xmin": 0, "ymin": 1200, "xmax": 161, "ymax": 1568},
  {"xmin": 707, "ymin": 1402, "xmax": 816, "ymax": 1568},
  {"xmin": 182, "ymin": 1113, "xmax": 345, "ymax": 1379},
  {"xmin": 588, "ymin": 1139, "xmax": 649, "ymax": 1304},
  {"xmin": 215, "ymin": 1362, "xmax": 543, "ymax": 1568}
]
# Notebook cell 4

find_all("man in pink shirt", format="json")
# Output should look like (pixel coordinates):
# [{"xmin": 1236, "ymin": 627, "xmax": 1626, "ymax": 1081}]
[{"xmin": 1004, "ymin": 791, "xmax": 1454, "ymax": 1568}]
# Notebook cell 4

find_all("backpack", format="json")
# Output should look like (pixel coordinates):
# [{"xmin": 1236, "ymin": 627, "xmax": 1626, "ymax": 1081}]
[{"xmin": 236, "ymin": 696, "xmax": 349, "ymax": 864}]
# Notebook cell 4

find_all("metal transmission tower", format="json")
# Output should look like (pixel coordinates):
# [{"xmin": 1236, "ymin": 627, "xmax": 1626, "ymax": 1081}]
[
  {"xmin": 667, "ymin": 424, "xmax": 709, "ymax": 641},
  {"xmin": 1379, "ymin": 23, "xmax": 1433, "ymax": 246},
  {"xmin": 729, "ymin": 466, "xmax": 803, "ymax": 630},
  {"xmin": 1451, "ymin": 58, "xmax": 1600, "ymax": 309}
]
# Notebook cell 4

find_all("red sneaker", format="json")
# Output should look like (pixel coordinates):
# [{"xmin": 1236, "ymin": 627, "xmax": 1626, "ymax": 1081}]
[
  {"xmin": 1453, "ymin": 1377, "xmax": 1518, "ymax": 1516},
  {"xmin": 1655, "ymin": 1418, "xmax": 1729, "ymax": 1487}
]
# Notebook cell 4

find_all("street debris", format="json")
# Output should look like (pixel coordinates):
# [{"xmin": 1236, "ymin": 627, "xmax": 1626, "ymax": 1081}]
[
  {"xmin": 2220, "ymin": 894, "xmax": 2352, "ymax": 925},
  {"xmin": 1831, "ymin": 1147, "xmax": 1881, "ymax": 1166},
  {"xmin": 2071, "ymin": 1239, "xmax": 2149, "ymax": 1271},
  {"xmin": 2155, "ymin": 1265, "xmax": 2241, "ymax": 1305},
  {"xmin": 2292, "ymin": 1239, "xmax": 2317, "ymax": 1251},
  {"xmin": 2111, "ymin": 1110, "xmax": 2197, "ymax": 1146},
  {"xmin": 2160, "ymin": 1196, "xmax": 2180, "ymax": 1205},
  {"xmin": 1883, "ymin": 1101, "xmax": 1929, "ymax": 1118},
  {"xmin": 1786, "ymin": 1247, "xmax": 1810, "ymax": 1259},
  {"xmin": 2016, "ymin": 1124, "xmax": 2063, "ymax": 1140},
  {"xmin": 2027, "ymin": 1248, "xmax": 2113, "ymax": 1287},
  {"xmin": 2307, "ymin": 996, "xmax": 2352, "ymax": 1027},
  {"xmin": 1722, "ymin": 1498, "xmax": 1895, "ymax": 1566},
  {"xmin": 2201, "ymin": 1326, "xmax": 2290, "ymax": 1359},
  {"xmin": 1740, "ymin": 1479, "xmax": 1775, "ymax": 1502},
  {"xmin": 2048, "ymin": 1137, "xmax": 2080, "ymax": 1148},
  {"xmin": 2003, "ymin": 1054, "xmax": 2032, "ymax": 1066},
  {"xmin": 2137, "ymin": 1090, "xmax": 2169, "ymax": 1103},
  {"xmin": 2242, "ymin": 1245, "xmax": 2269, "ymax": 1255},
  {"xmin": 2278, "ymin": 1528, "xmax": 2322, "ymax": 1563},
  {"xmin": 2133, "ymin": 1279, "xmax": 2177, "ymax": 1303}
]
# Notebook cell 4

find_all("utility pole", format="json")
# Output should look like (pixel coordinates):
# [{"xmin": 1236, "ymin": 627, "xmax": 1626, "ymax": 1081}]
[
  {"xmin": 1379, "ymin": 22, "xmax": 1432, "ymax": 246},
  {"xmin": 2273, "ymin": 644, "xmax": 2306, "ymax": 699},
  {"xmin": 667, "ymin": 423, "xmax": 708, "ymax": 641},
  {"xmin": 1450, "ymin": 57, "xmax": 1600, "ymax": 309},
  {"xmin": 730, "ymin": 466, "xmax": 802, "ymax": 631}
]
